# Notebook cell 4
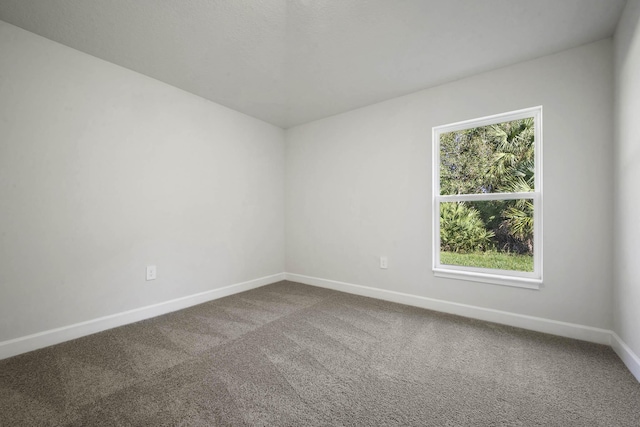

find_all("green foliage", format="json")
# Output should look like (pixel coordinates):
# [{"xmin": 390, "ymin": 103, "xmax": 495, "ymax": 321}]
[
  {"xmin": 499, "ymin": 175, "xmax": 534, "ymax": 248},
  {"xmin": 487, "ymin": 118, "xmax": 535, "ymax": 190},
  {"xmin": 439, "ymin": 128, "xmax": 493, "ymax": 195},
  {"xmin": 440, "ymin": 202, "xmax": 494, "ymax": 253},
  {"xmin": 503, "ymin": 204, "xmax": 534, "ymax": 241},
  {"xmin": 439, "ymin": 117, "xmax": 535, "ymax": 256}
]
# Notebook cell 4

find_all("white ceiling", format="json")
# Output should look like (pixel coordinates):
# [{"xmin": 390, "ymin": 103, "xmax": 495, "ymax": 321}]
[{"xmin": 0, "ymin": 0, "xmax": 626, "ymax": 128}]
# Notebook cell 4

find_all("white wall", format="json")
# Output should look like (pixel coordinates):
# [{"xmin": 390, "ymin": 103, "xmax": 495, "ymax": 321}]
[
  {"xmin": 286, "ymin": 40, "xmax": 614, "ymax": 330},
  {"xmin": 614, "ymin": 0, "xmax": 640, "ymax": 360},
  {"xmin": 0, "ymin": 21, "xmax": 285, "ymax": 342},
  {"xmin": 1, "ymin": 15, "xmax": 629, "ymax": 361}
]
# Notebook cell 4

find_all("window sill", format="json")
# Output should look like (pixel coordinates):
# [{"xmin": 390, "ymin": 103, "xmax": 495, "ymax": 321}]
[{"xmin": 433, "ymin": 268, "xmax": 541, "ymax": 290}]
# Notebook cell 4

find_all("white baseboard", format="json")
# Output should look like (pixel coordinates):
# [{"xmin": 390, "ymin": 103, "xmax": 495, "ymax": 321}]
[
  {"xmin": 0, "ymin": 273, "xmax": 285, "ymax": 361},
  {"xmin": 285, "ymin": 273, "xmax": 612, "ymax": 345},
  {"xmin": 610, "ymin": 332, "xmax": 640, "ymax": 382},
  {"xmin": 287, "ymin": 273, "xmax": 640, "ymax": 382},
  {"xmin": 4, "ymin": 272, "xmax": 638, "ymax": 383}
]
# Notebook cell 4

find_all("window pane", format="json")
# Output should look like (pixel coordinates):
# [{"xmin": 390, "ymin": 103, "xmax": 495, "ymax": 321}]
[
  {"xmin": 439, "ymin": 118, "xmax": 535, "ymax": 195},
  {"xmin": 439, "ymin": 200, "xmax": 534, "ymax": 272}
]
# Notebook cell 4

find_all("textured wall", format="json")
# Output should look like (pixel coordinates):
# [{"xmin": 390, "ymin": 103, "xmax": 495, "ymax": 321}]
[
  {"xmin": 0, "ymin": 22, "xmax": 285, "ymax": 341},
  {"xmin": 286, "ymin": 40, "xmax": 614, "ymax": 329}
]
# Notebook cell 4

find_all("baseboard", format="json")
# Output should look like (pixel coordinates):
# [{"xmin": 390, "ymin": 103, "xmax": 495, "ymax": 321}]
[
  {"xmin": 285, "ymin": 273, "xmax": 612, "ymax": 345},
  {"xmin": 0, "ymin": 273, "xmax": 285, "ymax": 361},
  {"xmin": 610, "ymin": 333, "xmax": 640, "ymax": 382}
]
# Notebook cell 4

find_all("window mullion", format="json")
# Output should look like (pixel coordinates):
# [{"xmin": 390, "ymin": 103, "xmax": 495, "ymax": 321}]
[{"xmin": 436, "ymin": 192, "xmax": 536, "ymax": 203}]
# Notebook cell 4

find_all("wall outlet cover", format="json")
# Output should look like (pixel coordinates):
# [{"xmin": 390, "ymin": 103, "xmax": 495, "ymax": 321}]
[
  {"xmin": 380, "ymin": 256, "xmax": 388, "ymax": 269},
  {"xmin": 146, "ymin": 265, "xmax": 157, "ymax": 281}
]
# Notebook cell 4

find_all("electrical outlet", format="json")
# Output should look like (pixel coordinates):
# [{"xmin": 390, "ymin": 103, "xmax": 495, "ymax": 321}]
[
  {"xmin": 380, "ymin": 256, "xmax": 388, "ymax": 269},
  {"xmin": 146, "ymin": 265, "xmax": 157, "ymax": 281}
]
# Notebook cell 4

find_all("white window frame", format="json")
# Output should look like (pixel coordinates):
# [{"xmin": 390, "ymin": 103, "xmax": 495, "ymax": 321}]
[{"xmin": 432, "ymin": 106, "xmax": 543, "ymax": 289}]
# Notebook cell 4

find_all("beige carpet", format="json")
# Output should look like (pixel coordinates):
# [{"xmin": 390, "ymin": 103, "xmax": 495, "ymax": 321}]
[{"xmin": 1, "ymin": 280, "xmax": 638, "ymax": 426}]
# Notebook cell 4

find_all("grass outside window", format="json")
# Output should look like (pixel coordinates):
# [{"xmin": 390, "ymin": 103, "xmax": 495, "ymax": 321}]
[{"xmin": 440, "ymin": 251, "xmax": 533, "ymax": 272}]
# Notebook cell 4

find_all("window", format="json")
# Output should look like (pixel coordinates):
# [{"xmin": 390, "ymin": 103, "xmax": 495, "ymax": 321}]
[{"xmin": 432, "ymin": 107, "xmax": 542, "ymax": 289}]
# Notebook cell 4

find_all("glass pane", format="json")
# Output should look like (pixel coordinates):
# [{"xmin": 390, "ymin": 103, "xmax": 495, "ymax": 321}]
[
  {"xmin": 439, "ymin": 118, "xmax": 535, "ymax": 195},
  {"xmin": 439, "ymin": 200, "xmax": 533, "ymax": 272}
]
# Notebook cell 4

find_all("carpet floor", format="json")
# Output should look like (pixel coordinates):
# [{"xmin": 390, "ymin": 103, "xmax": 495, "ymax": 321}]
[{"xmin": 1, "ymin": 280, "xmax": 639, "ymax": 426}]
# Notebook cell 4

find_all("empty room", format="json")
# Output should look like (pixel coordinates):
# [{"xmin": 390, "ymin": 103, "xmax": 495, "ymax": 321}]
[{"xmin": 1, "ymin": 0, "xmax": 639, "ymax": 425}]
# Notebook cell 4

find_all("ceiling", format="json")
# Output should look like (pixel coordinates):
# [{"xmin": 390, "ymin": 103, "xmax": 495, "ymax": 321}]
[{"xmin": 0, "ymin": 0, "xmax": 627, "ymax": 128}]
